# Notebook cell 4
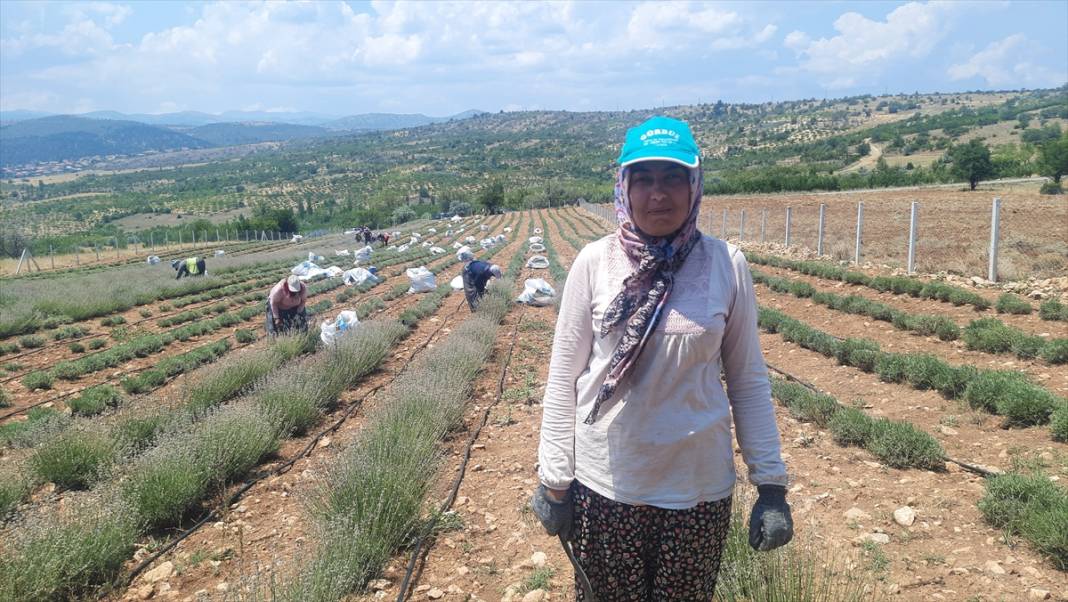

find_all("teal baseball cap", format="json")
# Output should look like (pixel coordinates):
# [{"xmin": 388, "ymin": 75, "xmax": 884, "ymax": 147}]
[{"xmin": 618, "ymin": 116, "xmax": 700, "ymax": 168}]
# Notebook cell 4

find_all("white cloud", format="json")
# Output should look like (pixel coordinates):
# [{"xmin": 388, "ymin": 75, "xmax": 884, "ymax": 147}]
[
  {"xmin": 948, "ymin": 34, "xmax": 1066, "ymax": 87},
  {"xmin": 783, "ymin": 1, "xmax": 961, "ymax": 85}
]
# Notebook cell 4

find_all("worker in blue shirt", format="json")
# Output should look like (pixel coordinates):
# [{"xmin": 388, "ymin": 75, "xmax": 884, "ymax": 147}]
[{"xmin": 461, "ymin": 260, "xmax": 502, "ymax": 311}]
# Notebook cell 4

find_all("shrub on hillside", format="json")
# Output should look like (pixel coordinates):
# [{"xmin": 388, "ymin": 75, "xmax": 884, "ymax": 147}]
[
  {"xmin": 829, "ymin": 407, "xmax": 874, "ymax": 446},
  {"xmin": 1041, "ymin": 340, "xmax": 1068, "ymax": 365},
  {"xmin": 68, "ymin": 385, "xmax": 124, "ymax": 416},
  {"xmin": 867, "ymin": 419, "xmax": 945, "ymax": 470},
  {"xmin": 28, "ymin": 429, "xmax": 115, "ymax": 490},
  {"xmin": 996, "ymin": 293, "xmax": 1032, "ymax": 315},
  {"xmin": 1051, "ymin": 403, "xmax": 1068, "ymax": 442},
  {"xmin": 1039, "ymin": 299, "xmax": 1068, "ymax": 322}
]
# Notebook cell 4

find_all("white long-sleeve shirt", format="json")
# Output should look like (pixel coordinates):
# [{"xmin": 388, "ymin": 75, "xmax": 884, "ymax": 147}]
[{"xmin": 537, "ymin": 234, "xmax": 788, "ymax": 509}]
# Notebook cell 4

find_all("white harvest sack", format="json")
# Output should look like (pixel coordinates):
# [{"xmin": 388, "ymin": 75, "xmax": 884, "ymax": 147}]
[
  {"xmin": 429, "ymin": 246, "xmax": 446, "ymax": 255},
  {"xmin": 450, "ymin": 275, "xmax": 464, "ymax": 290},
  {"xmin": 406, "ymin": 266, "xmax": 437, "ymax": 293},
  {"xmin": 342, "ymin": 267, "xmax": 380, "ymax": 287},
  {"xmin": 516, "ymin": 278, "xmax": 556, "ymax": 306},
  {"xmin": 528, "ymin": 243, "xmax": 546, "ymax": 253},
  {"xmin": 353, "ymin": 245, "xmax": 373, "ymax": 262},
  {"xmin": 526, "ymin": 255, "xmax": 549, "ymax": 269},
  {"xmin": 320, "ymin": 310, "xmax": 359, "ymax": 345},
  {"xmin": 533, "ymin": 228, "xmax": 543, "ymax": 235},
  {"xmin": 213, "ymin": 249, "xmax": 226, "ymax": 257},
  {"xmin": 528, "ymin": 236, "xmax": 543, "ymax": 244}
]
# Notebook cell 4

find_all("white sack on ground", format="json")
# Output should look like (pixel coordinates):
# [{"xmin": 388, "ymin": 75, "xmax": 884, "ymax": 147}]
[
  {"xmin": 533, "ymin": 228, "xmax": 543, "ymax": 235},
  {"xmin": 291, "ymin": 260, "xmax": 321, "ymax": 277},
  {"xmin": 335, "ymin": 249, "xmax": 350, "ymax": 256},
  {"xmin": 495, "ymin": 234, "xmax": 506, "ymax": 243},
  {"xmin": 480, "ymin": 224, "xmax": 489, "ymax": 231},
  {"xmin": 406, "ymin": 266, "xmax": 437, "ymax": 293},
  {"xmin": 480, "ymin": 238, "xmax": 496, "ymax": 249},
  {"xmin": 343, "ymin": 267, "xmax": 381, "ymax": 287},
  {"xmin": 450, "ymin": 275, "xmax": 464, "ymax": 290},
  {"xmin": 291, "ymin": 235, "xmax": 304, "ymax": 243},
  {"xmin": 451, "ymin": 215, "xmax": 462, "ymax": 222},
  {"xmin": 320, "ymin": 310, "xmax": 359, "ymax": 345},
  {"xmin": 452, "ymin": 241, "xmax": 463, "ymax": 249},
  {"xmin": 504, "ymin": 227, "xmax": 512, "ymax": 233},
  {"xmin": 308, "ymin": 252, "xmax": 324, "ymax": 262},
  {"xmin": 528, "ymin": 243, "xmax": 546, "ymax": 253},
  {"xmin": 325, "ymin": 266, "xmax": 344, "ymax": 278},
  {"xmin": 529, "ymin": 236, "xmax": 543, "ymax": 244},
  {"xmin": 427, "ymin": 228, "xmax": 437, "ymax": 234},
  {"xmin": 147, "ymin": 255, "xmax": 161, "ymax": 265},
  {"xmin": 397, "ymin": 243, "xmax": 410, "ymax": 253},
  {"xmin": 516, "ymin": 279, "xmax": 556, "ymax": 306},
  {"xmin": 214, "ymin": 249, "xmax": 226, "ymax": 257},
  {"xmin": 526, "ymin": 255, "xmax": 550, "ymax": 269},
  {"xmin": 353, "ymin": 246, "xmax": 373, "ymax": 262},
  {"xmin": 464, "ymin": 236, "xmax": 476, "ymax": 244},
  {"xmin": 429, "ymin": 246, "xmax": 446, "ymax": 255}
]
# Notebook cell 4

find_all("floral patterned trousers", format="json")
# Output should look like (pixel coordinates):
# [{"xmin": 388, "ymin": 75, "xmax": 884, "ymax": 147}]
[{"xmin": 571, "ymin": 481, "xmax": 732, "ymax": 602}]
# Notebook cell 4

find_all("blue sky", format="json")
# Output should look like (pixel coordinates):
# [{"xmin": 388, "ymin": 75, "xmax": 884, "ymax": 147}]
[{"xmin": 1, "ymin": 1, "xmax": 1065, "ymax": 117}]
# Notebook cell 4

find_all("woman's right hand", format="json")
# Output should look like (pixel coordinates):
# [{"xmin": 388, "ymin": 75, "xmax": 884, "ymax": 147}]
[{"xmin": 531, "ymin": 484, "xmax": 573, "ymax": 539}]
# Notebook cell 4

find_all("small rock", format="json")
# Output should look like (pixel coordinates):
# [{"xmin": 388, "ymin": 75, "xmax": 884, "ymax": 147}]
[
  {"xmin": 855, "ymin": 533, "xmax": 890, "ymax": 545},
  {"xmin": 215, "ymin": 583, "xmax": 229, "ymax": 592},
  {"xmin": 893, "ymin": 506, "xmax": 916, "ymax": 527},
  {"xmin": 472, "ymin": 464, "xmax": 484, "ymax": 472},
  {"xmin": 886, "ymin": 583, "xmax": 900, "ymax": 595},
  {"xmin": 143, "ymin": 561, "xmax": 174, "ymax": 584},
  {"xmin": 193, "ymin": 590, "xmax": 208, "ymax": 601},
  {"xmin": 984, "ymin": 560, "xmax": 1005, "ymax": 575},
  {"xmin": 844, "ymin": 507, "xmax": 871, "ymax": 522},
  {"xmin": 318, "ymin": 437, "xmax": 332, "ymax": 448},
  {"xmin": 136, "ymin": 584, "xmax": 155, "ymax": 600},
  {"xmin": 1028, "ymin": 589, "xmax": 1050, "ymax": 600},
  {"xmin": 530, "ymin": 551, "xmax": 547, "ymax": 568},
  {"xmin": 369, "ymin": 579, "xmax": 391, "ymax": 591},
  {"xmin": 521, "ymin": 590, "xmax": 547, "ymax": 602},
  {"xmin": 939, "ymin": 426, "xmax": 958, "ymax": 436},
  {"xmin": 415, "ymin": 585, "xmax": 430, "ymax": 593},
  {"xmin": 427, "ymin": 587, "xmax": 445, "ymax": 599}
]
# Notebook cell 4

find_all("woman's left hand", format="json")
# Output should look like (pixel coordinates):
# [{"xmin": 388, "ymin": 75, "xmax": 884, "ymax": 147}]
[{"xmin": 748, "ymin": 484, "xmax": 794, "ymax": 551}]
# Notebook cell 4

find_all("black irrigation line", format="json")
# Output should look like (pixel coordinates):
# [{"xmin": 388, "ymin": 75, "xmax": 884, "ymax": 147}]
[
  {"xmin": 763, "ymin": 362, "xmax": 997, "ymax": 478},
  {"xmin": 122, "ymin": 297, "xmax": 469, "ymax": 587},
  {"xmin": 396, "ymin": 310, "xmax": 525, "ymax": 602}
]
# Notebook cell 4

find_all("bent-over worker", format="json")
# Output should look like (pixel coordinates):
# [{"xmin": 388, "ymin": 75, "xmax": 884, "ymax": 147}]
[
  {"xmin": 172, "ymin": 257, "xmax": 207, "ymax": 279},
  {"xmin": 461, "ymin": 260, "xmax": 502, "ymax": 311},
  {"xmin": 266, "ymin": 274, "xmax": 308, "ymax": 335}
]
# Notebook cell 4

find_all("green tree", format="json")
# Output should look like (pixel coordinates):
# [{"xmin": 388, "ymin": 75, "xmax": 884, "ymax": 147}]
[
  {"xmin": 391, "ymin": 204, "xmax": 417, "ymax": 225},
  {"xmin": 477, "ymin": 180, "xmax": 505, "ymax": 214},
  {"xmin": 1038, "ymin": 135, "xmax": 1068, "ymax": 183},
  {"xmin": 947, "ymin": 139, "xmax": 994, "ymax": 190}
]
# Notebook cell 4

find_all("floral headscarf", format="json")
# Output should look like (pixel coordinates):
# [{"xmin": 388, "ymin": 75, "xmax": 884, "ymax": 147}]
[{"xmin": 583, "ymin": 164, "xmax": 704, "ymax": 424}]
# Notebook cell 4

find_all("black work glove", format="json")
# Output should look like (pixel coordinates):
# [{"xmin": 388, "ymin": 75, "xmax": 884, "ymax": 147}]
[
  {"xmin": 530, "ymin": 483, "xmax": 573, "ymax": 540},
  {"xmin": 748, "ymin": 484, "xmax": 794, "ymax": 551}
]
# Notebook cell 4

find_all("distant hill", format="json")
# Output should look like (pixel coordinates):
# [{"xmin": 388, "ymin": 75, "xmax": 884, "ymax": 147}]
[
  {"xmin": 184, "ymin": 122, "xmax": 333, "ymax": 145},
  {"xmin": 0, "ymin": 115, "xmax": 212, "ymax": 167},
  {"xmin": 321, "ymin": 110, "xmax": 486, "ymax": 131}
]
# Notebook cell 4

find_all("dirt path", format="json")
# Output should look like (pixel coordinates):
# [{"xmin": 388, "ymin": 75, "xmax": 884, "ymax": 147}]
[{"xmin": 837, "ymin": 138, "xmax": 882, "ymax": 174}]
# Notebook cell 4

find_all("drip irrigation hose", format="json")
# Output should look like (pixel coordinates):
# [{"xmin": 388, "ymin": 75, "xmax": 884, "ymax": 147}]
[
  {"xmin": 396, "ymin": 311, "xmax": 524, "ymax": 602},
  {"xmin": 122, "ymin": 298, "xmax": 466, "ymax": 587},
  {"xmin": 765, "ymin": 362, "xmax": 997, "ymax": 479}
]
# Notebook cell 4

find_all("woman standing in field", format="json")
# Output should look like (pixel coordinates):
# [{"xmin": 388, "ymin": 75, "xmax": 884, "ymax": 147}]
[{"xmin": 533, "ymin": 116, "xmax": 793, "ymax": 601}]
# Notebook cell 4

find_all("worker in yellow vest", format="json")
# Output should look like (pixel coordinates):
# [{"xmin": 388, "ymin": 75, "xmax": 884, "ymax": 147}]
[{"xmin": 172, "ymin": 256, "xmax": 207, "ymax": 279}]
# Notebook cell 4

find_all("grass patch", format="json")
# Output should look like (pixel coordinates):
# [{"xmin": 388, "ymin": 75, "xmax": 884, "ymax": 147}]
[
  {"xmin": 978, "ymin": 472, "xmax": 1068, "ymax": 570},
  {"xmin": 234, "ymin": 329, "xmax": 256, "ymax": 344},
  {"xmin": 518, "ymin": 567, "xmax": 555, "ymax": 594},
  {"xmin": 67, "ymin": 384, "xmax": 124, "ymax": 416},
  {"xmin": 18, "ymin": 335, "xmax": 45, "ymax": 349},
  {"xmin": 1051, "ymin": 403, "xmax": 1068, "ymax": 443},
  {"xmin": 866, "ymin": 419, "xmax": 945, "ymax": 470},
  {"xmin": 86, "ymin": 338, "xmax": 106, "ymax": 350},
  {"xmin": 22, "ymin": 370, "xmax": 54, "ymax": 390},
  {"xmin": 29, "ymin": 428, "xmax": 115, "ymax": 490},
  {"xmin": 1039, "ymin": 299, "xmax": 1068, "ymax": 322},
  {"xmin": 68, "ymin": 342, "xmax": 85, "ymax": 353},
  {"xmin": 995, "ymin": 293, "xmax": 1033, "ymax": 315}
]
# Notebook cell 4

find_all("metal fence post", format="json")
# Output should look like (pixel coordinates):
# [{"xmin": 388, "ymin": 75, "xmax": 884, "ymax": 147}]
[
  {"xmin": 50, "ymin": 244, "xmax": 55, "ymax": 269},
  {"xmin": 817, "ymin": 204, "xmax": 826, "ymax": 256},
  {"xmin": 988, "ymin": 197, "xmax": 1001, "ymax": 283},
  {"xmin": 721, "ymin": 209, "xmax": 728, "ymax": 239},
  {"xmin": 150, "ymin": 232, "xmax": 154, "ymax": 249},
  {"xmin": 739, "ymin": 209, "xmax": 746, "ymax": 242},
  {"xmin": 179, "ymin": 230, "xmax": 183, "ymax": 248},
  {"xmin": 760, "ymin": 209, "xmax": 767, "ymax": 243},
  {"xmin": 95, "ymin": 243, "xmax": 100, "ymax": 261},
  {"xmin": 907, "ymin": 201, "xmax": 919, "ymax": 275},
  {"xmin": 115, "ymin": 238, "xmax": 120, "ymax": 259},
  {"xmin": 854, "ymin": 202, "xmax": 864, "ymax": 265},
  {"xmin": 785, "ymin": 207, "xmax": 792, "ymax": 247}
]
